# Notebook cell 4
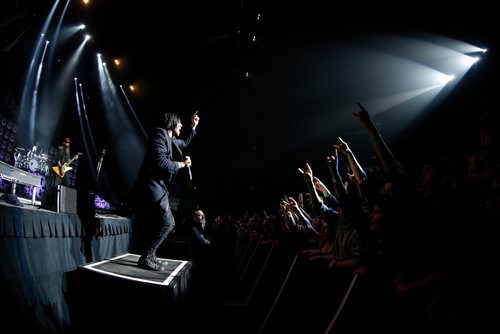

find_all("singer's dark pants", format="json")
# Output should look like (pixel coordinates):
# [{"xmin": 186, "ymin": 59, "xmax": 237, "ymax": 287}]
[{"xmin": 132, "ymin": 203, "xmax": 175, "ymax": 259}]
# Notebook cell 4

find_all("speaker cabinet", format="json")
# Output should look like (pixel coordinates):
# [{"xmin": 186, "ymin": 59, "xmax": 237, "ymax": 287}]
[{"xmin": 41, "ymin": 185, "xmax": 77, "ymax": 214}]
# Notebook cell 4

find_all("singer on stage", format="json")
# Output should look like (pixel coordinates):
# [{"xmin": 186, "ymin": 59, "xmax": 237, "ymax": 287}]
[{"xmin": 131, "ymin": 111, "xmax": 200, "ymax": 271}]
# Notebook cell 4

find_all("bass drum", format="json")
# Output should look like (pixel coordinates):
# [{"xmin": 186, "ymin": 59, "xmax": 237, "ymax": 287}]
[{"xmin": 29, "ymin": 158, "xmax": 39, "ymax": 172}]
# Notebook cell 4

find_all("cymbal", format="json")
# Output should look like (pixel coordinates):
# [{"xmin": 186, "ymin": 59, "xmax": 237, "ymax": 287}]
[{"xmin": 15, "ymin": 147, "xmax": 26, "ymax": 151}]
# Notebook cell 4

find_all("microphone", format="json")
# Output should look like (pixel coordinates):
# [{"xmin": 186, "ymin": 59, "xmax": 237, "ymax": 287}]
[
  {"xmin": 185, "ymin": 156, "xmax": 192, "ymax": 181},
  {"xmin": 96, "ymin": 149, "xmax": 106, "ymax": 181}
]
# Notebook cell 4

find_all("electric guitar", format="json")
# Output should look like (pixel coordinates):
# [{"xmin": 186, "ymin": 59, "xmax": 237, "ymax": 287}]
[{"xmin": 52, "ymin": 153, "xmax": 82, "ymax": 178}]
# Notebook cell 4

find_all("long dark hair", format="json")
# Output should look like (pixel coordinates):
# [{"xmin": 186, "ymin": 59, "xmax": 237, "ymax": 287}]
[{"xmin": 161, "ymin": 113, "xmax": 181, "ymax": 131}]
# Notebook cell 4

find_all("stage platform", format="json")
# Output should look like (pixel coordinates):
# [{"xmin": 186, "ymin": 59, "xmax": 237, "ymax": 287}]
[
  {"xmin": 80, "ymin": 253, "xmax": 191, "ymax": 289},
  {"xmin": 74, "ymin": 254, "xmax": 192, "ymax": 332},
  {"xmin": 0, "ymin": 198, "xmax": 133, "ymax": 333}
]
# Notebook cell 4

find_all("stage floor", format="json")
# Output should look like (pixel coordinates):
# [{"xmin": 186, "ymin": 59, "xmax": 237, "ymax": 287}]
[{"xmin": 81, "ymin": 253, "xmax": 191, "ymax": 286}]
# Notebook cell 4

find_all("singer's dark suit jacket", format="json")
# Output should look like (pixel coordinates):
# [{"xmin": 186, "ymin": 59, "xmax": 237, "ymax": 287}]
[{"xmin": 132, "ymin": 127, "xmax": 196, "ymax": 211}]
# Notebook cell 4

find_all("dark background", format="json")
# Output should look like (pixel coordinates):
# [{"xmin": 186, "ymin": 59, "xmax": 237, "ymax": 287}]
[{"xmin": 1, "ymin": 0, "xmax": 498, "ymax": 216}]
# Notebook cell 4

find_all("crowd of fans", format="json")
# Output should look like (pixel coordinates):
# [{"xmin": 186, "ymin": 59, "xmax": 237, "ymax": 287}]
[{"xmin": 168, "ymin": 102, "xmax": 498, "ymax": 333}]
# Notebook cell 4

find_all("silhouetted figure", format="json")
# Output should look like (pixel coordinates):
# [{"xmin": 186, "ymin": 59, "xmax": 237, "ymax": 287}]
[{"xmin": 130, "ymin": 112, "xmax": 199, "ymax": 271}]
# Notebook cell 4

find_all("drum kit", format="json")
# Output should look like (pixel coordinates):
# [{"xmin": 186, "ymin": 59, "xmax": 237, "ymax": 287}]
[{"xmin": 14, "ymin": 147, "xmax": 50, "ymax": 175}]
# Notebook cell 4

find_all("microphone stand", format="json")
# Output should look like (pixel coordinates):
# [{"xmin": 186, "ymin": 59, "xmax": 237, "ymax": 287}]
[{"xmin": 96, "ymin": 149, "xmax": 105, "ymax": 183}]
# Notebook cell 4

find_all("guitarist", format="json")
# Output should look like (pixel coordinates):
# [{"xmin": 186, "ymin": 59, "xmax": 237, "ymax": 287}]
[{"xmin": 50, "ymin": 137, "xmax": 79, "ymax": 187}]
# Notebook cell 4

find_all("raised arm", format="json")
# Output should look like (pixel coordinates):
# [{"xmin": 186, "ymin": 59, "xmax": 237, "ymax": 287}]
[
  {"xmin": 333, "ymin": 137, "xmax": 367, "ymax": 185},
  {"xmin": 353, "ymin": 102, "xmax": 402, "ymax": 175},
  {"xmin": 287, "ymin": 196, "xmax": 321, "ymax": 236},
  {"xmin": 313, "ymin": 176, "xmax": 339, "ymax": 208},
  {"xmin": 191, "ymin": 111, "xmax": 200, "ymax": 131},
  {"xmin": 326, "ymin": 149, "xmax": 347, "ymax": 200},
  {"xmin": 299, "ymin": 163, "xmax": 324, "ymax": 214},
  {"xmin": 174, "ymin": 111, "xmax": 200, "ymax": 149}
]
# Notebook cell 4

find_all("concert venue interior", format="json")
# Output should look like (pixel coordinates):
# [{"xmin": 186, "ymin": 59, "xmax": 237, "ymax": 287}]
[{"xmin": 1, "ymin": 1, "xmax": 498, "ymax": 333}]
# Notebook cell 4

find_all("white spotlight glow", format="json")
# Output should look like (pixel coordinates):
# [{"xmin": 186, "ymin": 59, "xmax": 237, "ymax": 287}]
[
  {"xmin": 84, "ymin": 34, "xmax": 91, "ymax": 41},
  {"xmin": 79, "ymin": 24, "xmax": 86, "ymax": 30},
  {"xmin": 463, "ymin": 55, "xmax": 480, "ymax": 66},
  {"xmin": 435, "ymin": 73, "xmax": 455, "ymax": 85}
]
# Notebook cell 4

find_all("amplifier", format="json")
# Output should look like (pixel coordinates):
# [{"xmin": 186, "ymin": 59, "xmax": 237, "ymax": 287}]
[{"xmin": 41, "ymin": 185, "xmax": 77, "ymax": 214}]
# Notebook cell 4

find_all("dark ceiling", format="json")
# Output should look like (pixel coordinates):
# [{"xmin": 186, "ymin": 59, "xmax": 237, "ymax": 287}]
[{"xmin": 1, "ymin": 0, "xmax": 498, "ymax": 215}]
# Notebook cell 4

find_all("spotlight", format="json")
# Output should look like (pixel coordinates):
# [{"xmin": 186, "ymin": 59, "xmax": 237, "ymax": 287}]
[
  {"xmin": 437, "ymin": 73, "xmax": 455, "ymax": 85},
  {"xmin": 79, "ymin": 24, "xmax": 86, "ymax": 30},
  {"xmin": 465, "ymin": 48, "xmax": 487, "ymax": 59},
  {"xmin": 463, "ymin": 55, "xmax": 480, "ymax": 66},
  {"xmin": 84, "ymin": 34, "xmax": 91, "ymax": 41}
]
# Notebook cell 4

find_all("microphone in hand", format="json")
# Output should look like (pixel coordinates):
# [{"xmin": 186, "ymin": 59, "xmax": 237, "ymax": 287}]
[{"xmin": 185, "ymin": 156, "xmax": 192, "ymax": 180}]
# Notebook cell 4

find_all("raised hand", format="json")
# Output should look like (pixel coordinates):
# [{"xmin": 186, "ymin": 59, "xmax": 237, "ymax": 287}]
[
  {"xmin": 326, "ymin": 149, "xmax": 338, "ymax": 167},
  {"xmin": 353, "ymin": 102, "xmax": 373, "ymax": 128},
  {"xmin": 333, "ymin": 137, "xmax": 351, "ymax": 155},
  {"xmin": 304, "ymin": 163, "xmax": 313, "ymax": 177},
  {"xmin": 288, "ymin": 196, "xmax": 299, "ymax": 209},
  {"xmin": 313, "ymin": 176, "xmax": 329, "ymax": 195},
  {"xmin": 191, "ymin": 111, "xmax": 200, "ymax": 129}
]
